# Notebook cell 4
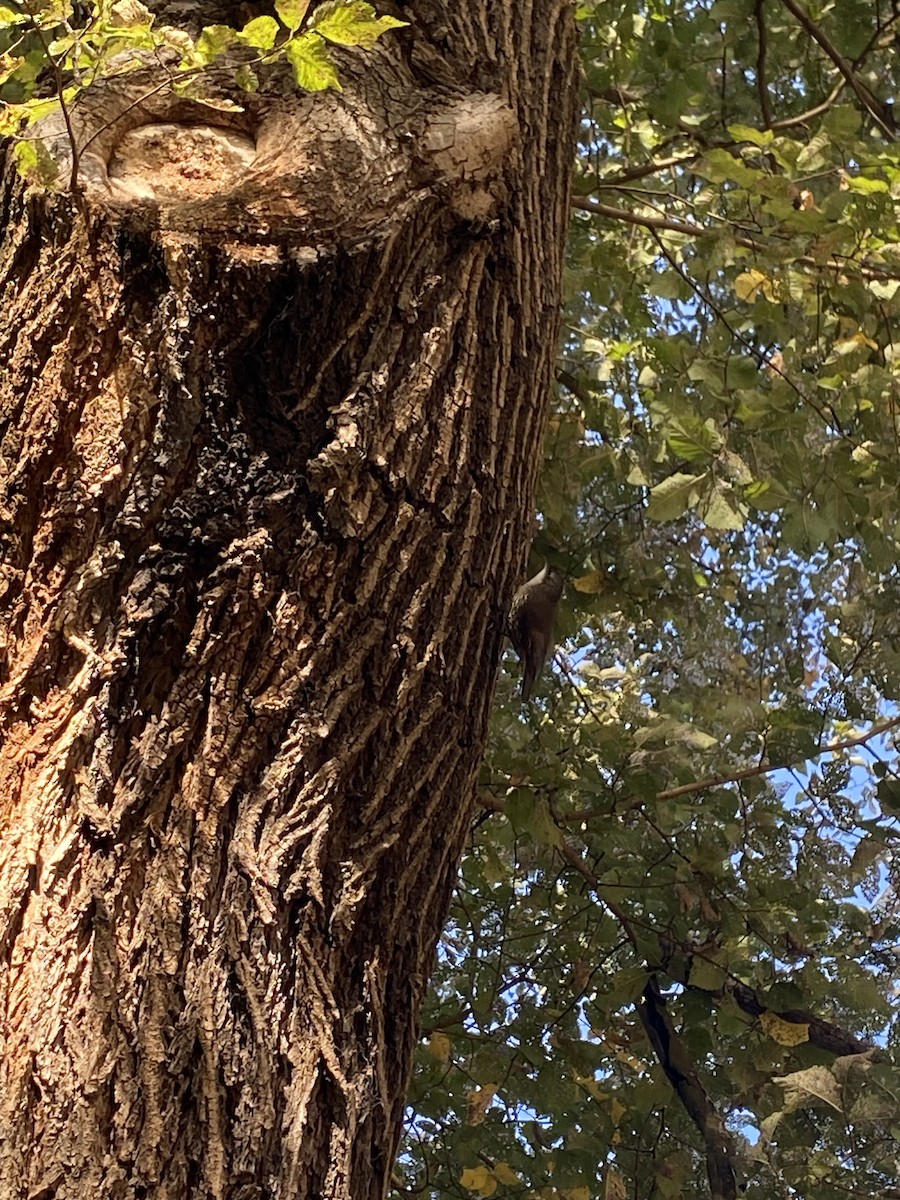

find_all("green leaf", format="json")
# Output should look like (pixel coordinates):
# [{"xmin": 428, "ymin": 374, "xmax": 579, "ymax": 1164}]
[
  {"xmin": 823, "ymin": 105, "xmax": 862, "ymax": 139},
  {"xmin": 195, "ymin": 24, "xmax": 236, "ymax": 63},
  {"xmin": 701, "ymin": 484, "xmax": 745, "ymax": 531},
  {"xmin": 12, "ymin": 138, "xmax": 59, "ymax": 184},
  {"xmin": 724, "ymin": 356, "xmax": 761, "ymax": 390},
  {"xmin": 877, "ymin": 780, "xmax": 900, "ymax": 814},
  {"xmin": 0, "ymin": 4, "xmax": 30, "ymax": 22},
  {"xmin": 744, "ymin": 478, "xmax": 790, "ymax": 512},
  {"xmin": 687, "ymin": 955, "xmax": 728, "ymax": 991},
  {"xmin": 237, "ymin": 14, "xmax": 279, "ymax": 48},
  {"xmin": 601, "ymin": 966, "xmax": 650, "ymax": 1008},
  {"xmin": 275, "ymin": 0, "xmax": 310, "ymax": 32},
  {"xmin": 285, "ymin": 31, "xmax": 341, "ymax": 90},
  {"xmin": 526, "ymin": 799, "xmax": 563, "ymax": 849},
  {"xmin": 0, "ymin": 104, "xmax": 24, "ymax": 135},
  {"xmin": 795, "ymin": 131, "xmax": 831, "ymax": 172},
  {"xmin": 845, "ymin": 175, "xmax": 890, "ymax": 195},
  {"xmin": 13, "ymin": 95, "xmax": 62, "ymax": 125},
  {"xmin": 726, "ymin": 122, "xmax": 773, "ymax": 147},
  {"xmin": 646, "ymin": 471, "xmax": 705, "ymax": 521},
  {"xmin": 664, "ymin": 416, "xmax": 723, "ymax": 462},
  {"xmin": 697, "ymin": 147, "xmax": 758, "ymax": 186},
  {"xmin": 234, "ymin": 63, "xmax": 259, "ymax": 91},
  {"xmin": 309, "ymin": 0, "xmax": 408, "ymax": 48}
]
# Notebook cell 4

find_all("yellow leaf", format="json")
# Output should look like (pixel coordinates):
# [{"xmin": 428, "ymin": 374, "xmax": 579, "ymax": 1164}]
[
  {"xmin": 773, "ymin": 1065, "xmax": 843, "ymax": 1112},
  {"xmin": 573, "ymin": 1072, "xmax": 606, "ymax": 1100},
  {"xmin": 604, "ymin": 1167, "xmax": 627, "ymax": 1199},
  {"xmin": 572, "ymin": 957, "xmax": 590, "ymax": 991},
  {"xmin": 459, "ymin": 1165, "xmax": 497, "ymax": 1196},
  {"xmin": 492, "ymin": 1162, "xmax": 521, "ymax": 1186},
  {"xmin": 610, "ymin": 1097, "xmax": 627, "ymax": 1126},
  {"xmin": 613, "ymin": 1049, "xmax": 644, "ymax": 1072},
  {"xmin": 765, "ymin": 349, "xmax": 785, "ymax": 377},
  {"xmin": 759, "ymin": 1010, "xmax": 809, "ymax": 1046},
  {"xmin": 466, "ymin": 1085, "xmax": 496, "ymax": 1125},
  {"xmin": 834, "ymin": 331, "xmax": 879, "ymax": 353},
  {"xmin": 734, "ymin": 269, "xmax": 768, "ymax": 301},
  {"xmin": 573, "ymin": 568, "xmax": 604, "ymax": 594},
  {"xmin": 427, "ymin": 1031, "xmax": 450, "ymax": 1061}
]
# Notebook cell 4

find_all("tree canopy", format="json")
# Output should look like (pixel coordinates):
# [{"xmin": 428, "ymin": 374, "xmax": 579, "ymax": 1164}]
[{"xmin": 398, "ymin": 2, "xmax": 900, "ymax": 1198}]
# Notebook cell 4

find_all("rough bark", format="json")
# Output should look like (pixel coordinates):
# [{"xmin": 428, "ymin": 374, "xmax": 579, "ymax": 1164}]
[{"xmin": 0, "ymin": 2, "xmax": 578, "ymax": 1196}]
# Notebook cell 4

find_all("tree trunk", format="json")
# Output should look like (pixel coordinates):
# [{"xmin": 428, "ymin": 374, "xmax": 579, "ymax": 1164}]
[{"xmin": 0, "ymin": 3, "xmax": 578, "ymax": 1195}]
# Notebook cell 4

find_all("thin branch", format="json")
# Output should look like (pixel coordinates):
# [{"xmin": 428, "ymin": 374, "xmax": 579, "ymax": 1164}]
[
  {"xmin": 720, "ymin": 978, "xmax": 877, "ymax": 1057},
  {"xmin": 850, "ymin": 6, "xmax": 900, "ymax": 68},
  {"xmin": 659, "ymin": 934, "xmax": 881, "ymax": 1057},
  {"xmin": 657, "ymin": 714, "xmax": 900, "ymax": 800},
  {"xmin": 769, "ymin": 79, "xmax": 848, "ymax": 130},
  {"xmin": 555, "ymin": 837, "xmax": 881, "ymax": 1062},
  {"xmin": 573, "ymin": 196, "xmax": 703, "ymax": 238},
  {"xmin": 589, "ymin": 84, "xmax": 644, "ymax": 107},
  {"xmin": 754, "ymin": 0, "xmax": 773, "ymax": 129},
  {"xmin": 23, "ymin": 5, "xmax": 81, "ymax": 190},
  {"xmin": 559, "ymin": 713, "xmax": 900, "ymax": 821},
  {"xmin": 649, "ymin": 229, "xmax": 847, "ymax": 436},
  {"xmin": 761, "ymin": 4, "xmax": 900, "ymax": 136},
  {"xmin": 638, "ymin": 978, "xmax": 739, "ymax": 1200},
  {"xmin": 552, "ymin": 836, "xmax": 639, "ymax": 944},
  {"xmin": 420, "ymin": 1007, "xmax": 468, "ymax": 1033},
  {"xmin": 572, "ymin": 196, "xmax": 900, "ymax": 281},
  {"xmin": 780, "ymin": 0, "xmax": 896, "ymax": 139},
  {"xmin": 556, "ymin": 654, "xmax": 626, "ymax": 746},
  {"xmin": 595, "ymin": 152, "xmax": 702, "ymax": 187}
]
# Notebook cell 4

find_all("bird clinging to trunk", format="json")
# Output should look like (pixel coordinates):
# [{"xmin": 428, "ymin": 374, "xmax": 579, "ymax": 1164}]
[{"xmin": 508, "ymin": 563, "xmax": 565, "ymax": 701}]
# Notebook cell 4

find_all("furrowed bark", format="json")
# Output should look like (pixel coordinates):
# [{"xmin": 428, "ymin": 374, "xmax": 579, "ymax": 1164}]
[{"xmin": 0, "ymin": 2, "xmax": 578, "ymax": 1196}]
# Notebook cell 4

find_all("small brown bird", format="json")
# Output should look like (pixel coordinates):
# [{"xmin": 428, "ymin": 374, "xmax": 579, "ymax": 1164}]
[{"xmin": 508, "ymin": 563, "xmax": 565, "ymax": 700}]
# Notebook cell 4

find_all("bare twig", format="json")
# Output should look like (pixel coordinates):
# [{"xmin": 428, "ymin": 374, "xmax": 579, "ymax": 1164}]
[
  {"xmin": 553, "ymin": 836, "xmax": 638, "ymax": 940},
  {"xmin": 754, "ymin": 0, "xmax": 773, "ymax": 129},
  {"xmin": 554, "ymin": 840, "xmax": 877, "ymax": 1188},
  {"xmin": 590, "ymin": 84, "xmax": 643, "ymax": 107},
  {"xmin": 76, "ymin": 72, "xmax": 183, "ymax": 161},
  {"xmin": 556, "ymin": 713, "xmax": 900, "ymax": 823},
  {"xmin": 780, "ymin": 0, "xmax": 896, "ymax": 139},
  {"xmin": 657, "ymin": 714, "xmax": 900, "ymax": 800},
  {"xmin": 572, "ymin": 196, "xmax": 900, "ymax": 281},
  {"xmin": 649, "ymin": 229, "xmax": 847, "ymax": 436},
  {"xmin": 594, "ymin": 152, "xmax": 701, "ymax": 187},
  {"xmin": 769, "ymin": 80, "xmax": 847, "ymax": 130},
  {"xmin": 23, "ymin": 4, "xmax": 81, "ymax": 190}
]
